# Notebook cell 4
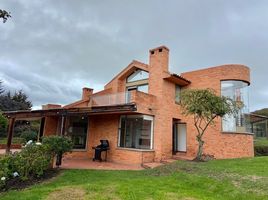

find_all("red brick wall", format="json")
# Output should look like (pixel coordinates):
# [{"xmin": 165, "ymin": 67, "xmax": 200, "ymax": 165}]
[
  {"xmin": 64, "ymin": 114, "xmax": 155, "ymax": 165},
  {"xmin": 179, "ymin": 64, "xmax": 253, "ymax": 159},
  {"xmin": 43, "ymin": 116, "xmax": 59, "ymax": 136},
  {"xmin": 43, "ymin": 47, "xmax": 253, "ymax": 165}
]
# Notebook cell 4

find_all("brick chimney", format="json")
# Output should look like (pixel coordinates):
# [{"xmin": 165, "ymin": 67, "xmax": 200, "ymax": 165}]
[
  {"xmin": 82, "ymin": 87, "xmax": 93, "ymax": 100},
  {"xmin": 149, "ymin": 45, "xmax": 169, "ymax": 73},
  {"xmin": 42, "ymin": 104, "xmax": 62, "ymax": 110}
]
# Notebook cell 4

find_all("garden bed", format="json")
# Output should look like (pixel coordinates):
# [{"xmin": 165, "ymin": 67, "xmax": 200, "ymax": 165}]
[
  {"xmin": 254, "ymin": 137, "xmax": 268, "ymax": 156},
  {"xmin": 1, "ymin": 169, "xmax": 60, "ymax": 192},
  {"xmin": 2, "ymin": 157, "xmax": 268, "ymax": 199}
]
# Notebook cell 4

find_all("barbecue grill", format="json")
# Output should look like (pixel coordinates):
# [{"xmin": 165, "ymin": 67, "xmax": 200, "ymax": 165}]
[{"xmin": 92, "ymin": 140, "xmax": 109, "ymax": 162}]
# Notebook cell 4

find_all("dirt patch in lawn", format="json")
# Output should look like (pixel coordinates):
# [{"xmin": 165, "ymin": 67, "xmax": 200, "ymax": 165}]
[
  {"xmin": 1, "ymin": 169, "xmax": 61, "ymax": 192},
  {"xmin": 46, "ymin": 187, "xmax": 86, "ymax": 200}
]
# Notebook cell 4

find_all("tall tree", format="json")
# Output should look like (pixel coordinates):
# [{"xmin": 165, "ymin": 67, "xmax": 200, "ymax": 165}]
[
  {"xmin": 0, "ymin": 90, "xmax": 32, "ymax": 111},
  {"xmin": 0, "ymin": 9, "xmax": 11, "ymax": 23},
  {"xmin": 12, "ymin": 90, "xmax": 32, "ymax": 110},
  {"xmin": 0, "ymin": 80, "xmax": 4, "ymax": 94},
  {"xmin": 180, "ymin": 89, "xmax": 238, "ymax": 161}
]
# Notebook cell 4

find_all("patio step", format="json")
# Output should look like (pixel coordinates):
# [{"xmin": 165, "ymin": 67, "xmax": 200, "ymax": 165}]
[
  {"xmin": 142, "ymin": 159, "xmax": 177, "ymax": 169},
  {"xmin": 142, "ymin": 162, "xmax": 164, "ymax": 169},
  {"xmin": 172, "ymin": 153, "xmax": 194, "ymax": 161}
]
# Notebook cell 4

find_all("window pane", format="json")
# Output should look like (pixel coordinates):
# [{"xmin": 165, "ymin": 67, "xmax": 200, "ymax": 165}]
[
  {"xmin": 139, "ymin": 119, "xmax": 151, "ymax": 149},
  {"xmin": 66, "ymin": 116, "xmax": 88, "ymax": 149},
  {"xmin": 221, "ymin": 80, "xmax": 250, "ymax": 133},
  {"xmin": 137, "ymin": 84, "xmax": 148, "ymax": 93},
  {"xmin": 119, "ymin": 115, "xmax": 153, "ymax": 149},
  {"xmin": 127, "ymin": 70, "xmax": 149, "ymax": 82},
  {"xmin": 175, "ymin": 85, "xmax": 181, "ymax": 103}
]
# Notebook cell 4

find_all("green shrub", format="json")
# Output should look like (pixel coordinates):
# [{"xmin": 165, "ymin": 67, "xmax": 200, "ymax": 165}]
[
  {"xmin": 19, "ymin": 144, "xmax": 51, "ymax": 179},
  {"xmin": 42, "ymin": 136, "xmax": 73, "ymax": 156},
  {"xmin": 0, "ymin": 136, "xmax": 73, "ymax": 189},
  {"xmin": 254, "ymin": 145, "xmax": 268, "ymax": 156},
  {"xmin": 0, "ymin": 156, "xmax": 11, "ymax": 189},
  {"xmin": 5, "ymin": 143, "xmax": 52, "ymax": 181},
  {"xmin": 20, "ymin": 131, "xmax": 38, "ymax": 143},
  {"xmin": 42, "ymin": 136, "xmax": 73, "ymax": 167},
  {"xmin": 0, "ymin": 112, "xmax": 7, "ymax": 138}
]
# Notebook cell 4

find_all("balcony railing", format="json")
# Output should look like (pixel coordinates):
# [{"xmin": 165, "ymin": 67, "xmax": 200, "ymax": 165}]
[
  {"xmin": 89, "ymin": 90, "xmax": 157, "ymax": 108},
  {"xmin": 89, "ymin": 92, "xmax": 128, "ymax": 107}
]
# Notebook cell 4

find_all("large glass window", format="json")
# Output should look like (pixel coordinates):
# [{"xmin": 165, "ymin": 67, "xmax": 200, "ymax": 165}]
[
  {"xmin": 125, "ymin": 69, "xmax": 149, "ymax": 103},
  {"xmin": 127, "ymin": 69, "xmax": 149, "ymax": 83},
  {"xmin": 118, "ymin": 115, "xmax": 153, "ymax": 149},
  {"xmin": 221, "ymin": 80, "xmax": 250, "ymax": 133},
  {"xmin": 65, "ymin": 116, "xmax": 88, "ymax": 149}
]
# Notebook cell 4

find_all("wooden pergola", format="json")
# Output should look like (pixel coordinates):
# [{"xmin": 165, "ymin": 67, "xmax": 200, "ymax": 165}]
[
  {"xmin": 3, "ymin": 103, "xmax": 137, "ymax": 153},
  {"xmin": 249, "ymin": 113, "xmax": 268, "ymax": 138}
]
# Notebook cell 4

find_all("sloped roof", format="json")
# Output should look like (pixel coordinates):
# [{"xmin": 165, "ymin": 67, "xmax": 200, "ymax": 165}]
[
  {"xmin": 105, "ymin": 60, "xmax": 149, "ymax": 88},
  {"xmin": 164, "ymin": 73, "xmax": 191, "ymax": 86}
]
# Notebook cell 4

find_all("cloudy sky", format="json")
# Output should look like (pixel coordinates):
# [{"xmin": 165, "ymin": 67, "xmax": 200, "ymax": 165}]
[{"xmin": 0, "ymin": 0, "xmax": 267, "ymax": 111}]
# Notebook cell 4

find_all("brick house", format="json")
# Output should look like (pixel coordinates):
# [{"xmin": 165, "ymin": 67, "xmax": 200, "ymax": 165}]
[{"xmin": 4, "ymin": 46, "xmax": 254, "ymax": 165}]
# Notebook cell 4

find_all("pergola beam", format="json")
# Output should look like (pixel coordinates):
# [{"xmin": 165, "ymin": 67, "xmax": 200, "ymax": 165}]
[{"xmin": 3, "ymin": 103, "xmax": 137, "ymax": 119}]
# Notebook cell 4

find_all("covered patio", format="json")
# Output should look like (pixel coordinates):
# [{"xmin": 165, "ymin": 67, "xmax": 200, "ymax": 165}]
[{"xmin": 2, "ymin": 103, "xmax": 137, "ymax": 154}]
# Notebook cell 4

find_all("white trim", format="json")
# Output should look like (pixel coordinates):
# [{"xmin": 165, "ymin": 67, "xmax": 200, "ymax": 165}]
[{"xmin": 116, "ymin": 147, "xmax": 155, "ymax": 152}]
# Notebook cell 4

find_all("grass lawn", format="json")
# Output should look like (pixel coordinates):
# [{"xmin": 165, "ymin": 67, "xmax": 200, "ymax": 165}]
[
  {"xmin": 0, "ymin": 137, "xmax": 23, "ymax": 144},
  {"xmin": 1, "ymin": 157, "xmax": 268, "ymax": 200},
  {"xmin": 254, "ymin": 137, "xmax": 268, "ymax": 147}
]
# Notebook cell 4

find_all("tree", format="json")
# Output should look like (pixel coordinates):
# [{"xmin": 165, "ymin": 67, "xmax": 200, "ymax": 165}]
[
  {"xmin": 12, "ymin": 90, "xmax": 32, "ymax": 110},
  {"xmin": 0, "ymin": 9, "xmax": 11, "ymax": 23},
  {"xmin": 253, "ymin": 108, "xmax": 268, "ymax": 117},
  {"xmin": 180, "ymin": 89, "xmax": 238, "ymax": 161},
  {"xmin": 0, "ymin": 80, "xmax": 4, "ymax": 94},
  {"xmin": 0, "ymin": 90, "xmax": 32, "ymax": 111},
  {"xmin": 0, "ymin": 111, "xmax": 8, "ymax": 137}
]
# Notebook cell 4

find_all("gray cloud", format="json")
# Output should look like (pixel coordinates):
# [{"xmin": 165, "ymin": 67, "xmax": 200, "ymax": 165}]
[{"xmin": 0, "ymin": 0, "xmax": 267, "ymax": 111}]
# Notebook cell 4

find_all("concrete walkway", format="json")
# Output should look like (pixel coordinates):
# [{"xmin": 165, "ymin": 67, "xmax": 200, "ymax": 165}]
[{"xmin": 0, "ymin": 149, "xmax": 21, "ymax": 155}]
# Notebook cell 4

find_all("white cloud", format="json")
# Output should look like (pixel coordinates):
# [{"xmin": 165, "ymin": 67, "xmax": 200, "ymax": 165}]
[{"xmin": 0, "ymin": 0, "xmax": 267, "ymax": 111}]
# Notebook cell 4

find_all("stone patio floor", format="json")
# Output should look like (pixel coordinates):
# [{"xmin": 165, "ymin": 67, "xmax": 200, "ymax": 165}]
[
  {"xmin": 0, "ymin": 149, "xmax": 21, "ymax": 154},
  {"xmin": 61, "ymin": 158, "xmax": 145, "ymax": 170},
  {"xmin": 0, "ymin": 149, "xmax": 180, "ymax": 171}
]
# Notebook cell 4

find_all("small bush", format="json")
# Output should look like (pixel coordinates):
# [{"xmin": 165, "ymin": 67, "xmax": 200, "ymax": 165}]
[
  {"xmin": 0, "ymin": 156, "xmax": 11, "ymax": 189},
  {"xmin": 42, "ymin": 136, "xmax": 73, "ymax": 156},
  {"xmin": 14, "ymin": 144, "xmax": 51, "ymax": 179},
  {"xmin": 0, "ymin": 143, "xmax": 52, "ymax": 185},
  {"xmin": 254, "ymin": 145, "xmax": 268, "ymax": 156},
  {"xmin": 0, "ymin": 136, "xmax": 73, "ymax": 190},
  {"xmin": 0, "ymin": 112, "xmax": 7, "ymax": 138},
  {"xmin": 42, "ymin": 136, "xmax": 73, "ymax": 167},
  {"xmin": 20, "ymin": 131, "xmax": 38, "ymax": 143}
]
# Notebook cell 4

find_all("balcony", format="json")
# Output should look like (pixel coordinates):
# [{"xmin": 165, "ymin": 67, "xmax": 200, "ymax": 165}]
[{"xmin": 89, "ymin": 90, "xmax": 156, "ymax": 109}]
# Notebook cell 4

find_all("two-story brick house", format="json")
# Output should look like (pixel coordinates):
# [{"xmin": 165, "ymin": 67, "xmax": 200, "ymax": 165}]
[{"xmin": 4, "ymin": 46, "xmax": 254, "ymax": 165}]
